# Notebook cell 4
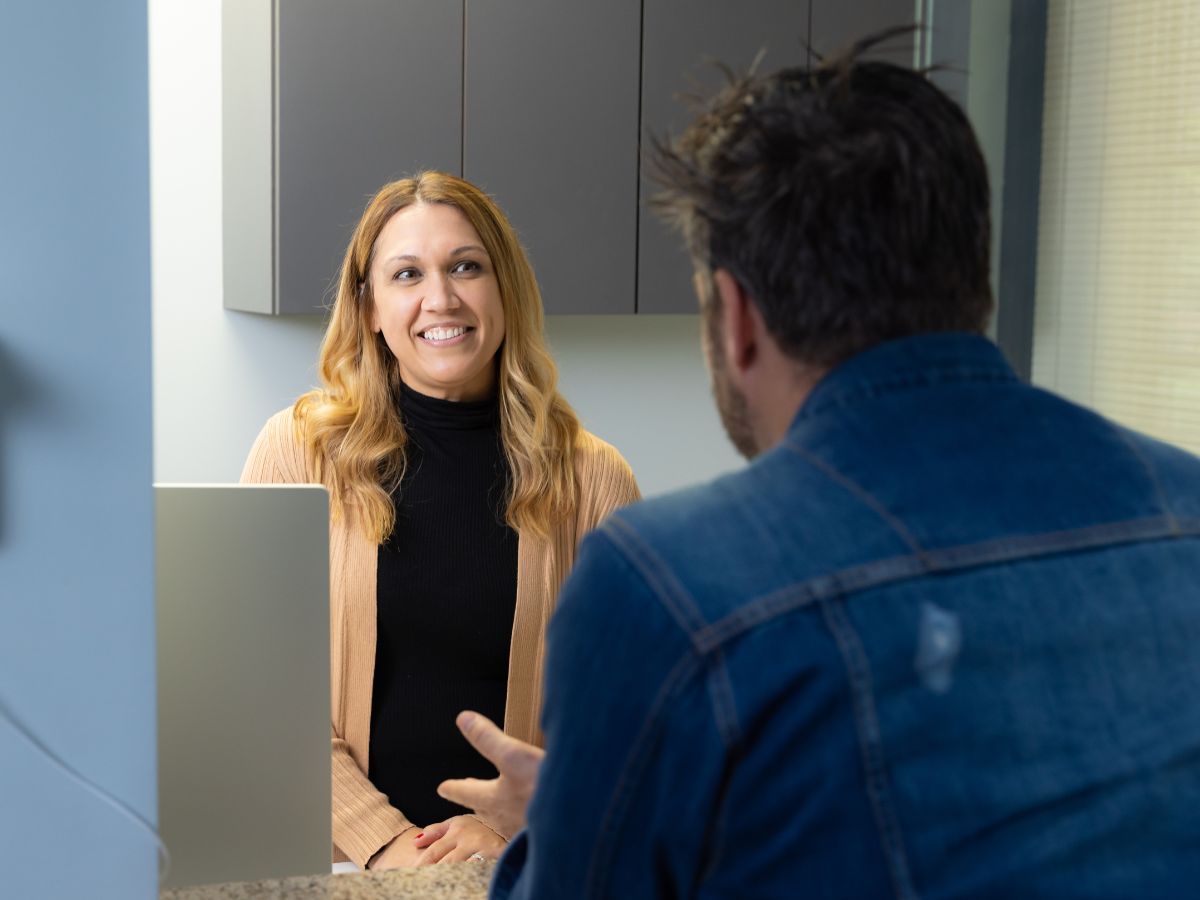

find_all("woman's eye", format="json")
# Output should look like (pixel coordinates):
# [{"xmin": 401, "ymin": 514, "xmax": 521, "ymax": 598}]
[
  {"xmin": 453, "ymin": 260, "xmax": 480, "ymax": 274},
  {"xmin": 393, "ymin": 268, "xmax": 419, "ymax": 281}
]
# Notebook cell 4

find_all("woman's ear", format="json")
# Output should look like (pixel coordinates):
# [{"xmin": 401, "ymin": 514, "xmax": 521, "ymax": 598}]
[{"xmin": 364, "ymin": 286, "xmax": 382, "ymax": 334}]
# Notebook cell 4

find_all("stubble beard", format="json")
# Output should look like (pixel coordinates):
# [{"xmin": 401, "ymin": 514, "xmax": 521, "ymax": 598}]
[{"xmin": 701, "ymin": 292, "xmax": 760, "ymax": 460}]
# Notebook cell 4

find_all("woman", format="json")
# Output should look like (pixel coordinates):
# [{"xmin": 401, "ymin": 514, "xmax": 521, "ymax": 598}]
[{"xmin": 241, "ymin": 172, "xmax": 639, "ymax": 868}]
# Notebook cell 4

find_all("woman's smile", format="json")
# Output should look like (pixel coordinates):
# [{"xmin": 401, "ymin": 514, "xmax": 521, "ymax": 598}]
[{"xmin": 418, "ymin": 324, "xmax": 474, "ymax": 345}]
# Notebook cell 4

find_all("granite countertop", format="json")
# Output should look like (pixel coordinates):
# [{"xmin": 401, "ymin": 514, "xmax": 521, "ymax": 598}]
[{"xmin": 160, "ymin": 862, "xmax": 496, "ymax": 900}]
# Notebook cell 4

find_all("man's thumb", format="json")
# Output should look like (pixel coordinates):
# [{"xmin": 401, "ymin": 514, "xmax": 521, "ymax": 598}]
[{"xmin": 456, "ymin": 710, "xmax": 506, "ymax": 766}]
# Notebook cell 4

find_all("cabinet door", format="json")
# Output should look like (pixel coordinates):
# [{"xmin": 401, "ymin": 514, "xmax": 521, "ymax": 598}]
[
  {"xmin": 809, "ymin": 0, "xmax": 915, "ymax": 67},
  {"xmin": 276, "ymin": 0, "xmax": 463, "ymax": 314},
  {"xmin": 638, "ymin": 1, "xmax": 812, "ymax": 315},
  {"xmin": 464, "ymin": 0, "xmax": 642, "ymax": 315}
]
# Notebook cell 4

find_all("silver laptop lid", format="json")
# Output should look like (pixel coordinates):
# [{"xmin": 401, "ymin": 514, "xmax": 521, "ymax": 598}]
[{"xmin": 156, "ymin": 484, "xmax": 330, "ymax": 888}]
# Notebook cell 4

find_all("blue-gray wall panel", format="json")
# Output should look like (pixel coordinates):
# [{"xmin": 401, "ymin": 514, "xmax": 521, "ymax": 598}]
[
  {"xmin": 0, "ymin": 2, "xmax": 157, "ymax": 897},
  {"xmin": 996, "ymin": 0, "xmax": 1048, "ymax": 381}
]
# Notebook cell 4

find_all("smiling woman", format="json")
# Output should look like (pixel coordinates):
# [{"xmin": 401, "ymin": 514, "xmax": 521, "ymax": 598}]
[
  {"xmin": 239, "ymin": 172, "xmax": 640, "ymax": 870},
  {"xmin": 369, "ymin": 203, "xmax": 506, "ymax": 403}
]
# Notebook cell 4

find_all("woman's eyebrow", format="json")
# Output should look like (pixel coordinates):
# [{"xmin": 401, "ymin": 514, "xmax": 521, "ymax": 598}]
[{"xmin": 384, "ymin": 245, "xmax": 485, "ymax": 264}]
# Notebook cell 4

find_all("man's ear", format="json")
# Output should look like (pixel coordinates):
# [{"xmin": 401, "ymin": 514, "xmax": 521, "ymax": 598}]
[{"xmin": 714, "ymin": 268, "xmax": 759, "ymax": 374}]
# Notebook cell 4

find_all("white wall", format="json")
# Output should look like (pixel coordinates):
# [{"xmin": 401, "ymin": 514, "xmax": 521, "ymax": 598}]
[
  {"xmin": 546, "ymin": 316, "xmax": 743, "ymax": 496},
  {"xmin": 151, "ymin": 0, "xmax": 741, "ymax": 498},
  {"xmin": 150, "ymin": 1, "xmax": 326, "ymax": 486}
]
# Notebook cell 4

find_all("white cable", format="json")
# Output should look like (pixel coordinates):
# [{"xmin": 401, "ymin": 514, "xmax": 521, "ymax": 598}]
[{"xmin": 0, "ymin": 694, "xmax": 171, "ymax": 884}]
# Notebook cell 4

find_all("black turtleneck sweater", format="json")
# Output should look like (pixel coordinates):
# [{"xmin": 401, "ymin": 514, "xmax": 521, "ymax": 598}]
[{"xmin": 369, "ymin": 382, "xmax": 519, "ymax": 827}]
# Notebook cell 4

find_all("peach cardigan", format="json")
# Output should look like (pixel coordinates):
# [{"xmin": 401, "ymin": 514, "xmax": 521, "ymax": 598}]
[{"xmin": 241, "ymin": 408, "xmax": 640, "ymax": 866}]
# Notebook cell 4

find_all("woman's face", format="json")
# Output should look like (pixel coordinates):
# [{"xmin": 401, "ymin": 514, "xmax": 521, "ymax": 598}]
[{"xmin": 369, "ymin": 203, "xmax": 505, "ymax": 401}]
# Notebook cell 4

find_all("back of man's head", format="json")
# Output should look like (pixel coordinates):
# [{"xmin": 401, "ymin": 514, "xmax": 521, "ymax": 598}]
[{"xmin": 652, "ymin": 34, "xmax": 994, "ymax": 369}]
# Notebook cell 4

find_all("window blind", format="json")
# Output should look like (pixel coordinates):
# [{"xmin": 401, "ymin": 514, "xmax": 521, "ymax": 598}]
[{"xmin": 1031, "ymin": 0, "xmax": 1200, "ymax": 455}]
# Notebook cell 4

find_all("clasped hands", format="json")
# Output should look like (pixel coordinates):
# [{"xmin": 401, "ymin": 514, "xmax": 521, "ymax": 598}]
[{"xmin": 370, "ymin": 711, "xmax": 544, "ymax": 868}]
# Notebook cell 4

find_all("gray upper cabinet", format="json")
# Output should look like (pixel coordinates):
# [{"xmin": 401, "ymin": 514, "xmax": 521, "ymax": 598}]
[
  {"xmin": 223, "ymin": 0, "xmax": 463, "ymax": 315},
  {"xmin": 638, "ymin": 1, "xmax": 811, "ymax": 315},
  {"xmin": 463, "ymin": 0, "xmax": 642, "ymax": 315},
  {"xmin": 224, "ymin": 0, "xmax": 915, "ymax": 316}
]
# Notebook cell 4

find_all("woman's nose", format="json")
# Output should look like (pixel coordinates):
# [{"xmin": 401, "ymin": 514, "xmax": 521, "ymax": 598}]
[{"xmin": 421, "ymin": 272, "xmax": 460, "ymax": 311}]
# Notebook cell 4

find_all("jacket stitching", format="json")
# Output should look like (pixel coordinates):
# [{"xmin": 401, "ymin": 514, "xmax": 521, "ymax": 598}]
[
  {"xmin": 782, "ymin": 440, "xmax": 928, "ymax": 556},
  {"xmin": 600, "ymin": 517, "xmax": 710, "ymax": 635},
  {"xmin": 693, "ymin": 516, "xmax": 1200, "ymax": 654},
  {"xmin": 585, "ymin": 650, "xmax": 704, "ymax": 900},
  {"xmin": 706, "ymin": 645, "xmax": 742, "ymax": 748},
  {"xmin": 797, "ymin": 368, "xmax": 1017, "ymax": 421},
  {"xmin": 1113, "ymin": 426, "xmax": 1180, "ymax": 535},
  {"xmin": 822, "ymin": 598, "xmax": 920, "ymax": 900}
]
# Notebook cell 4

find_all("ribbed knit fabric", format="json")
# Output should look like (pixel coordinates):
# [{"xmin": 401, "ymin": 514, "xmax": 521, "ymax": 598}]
[
  {"xmin": 240, "ymin": 404, "xmax": 640, "ymax": 866},
  {"xmin": 370, "ymin": 383, "xmax": 519, "ymax": 827}
]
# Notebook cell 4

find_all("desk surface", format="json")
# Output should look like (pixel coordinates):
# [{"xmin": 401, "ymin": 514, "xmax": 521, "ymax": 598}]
[{"xmin": 159, "ymin": 861, "xmax": 495, "ymax": 900}]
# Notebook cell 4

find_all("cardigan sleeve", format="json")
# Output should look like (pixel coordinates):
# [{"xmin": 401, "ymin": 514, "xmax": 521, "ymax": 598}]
[
  {"xmin": 241, "ymin": 408, "xmax": 413, "ymax": 866},
  {"xmin": 573, "ymin": 431, "xmax": 642, "ymax": 545},
  {"xmin": 331, "ymin": 730, "xmax": 414, "ymax": 866},
  {"xmin": 240, "ymin": 407, "xmax": 311, "ymax": 485}
]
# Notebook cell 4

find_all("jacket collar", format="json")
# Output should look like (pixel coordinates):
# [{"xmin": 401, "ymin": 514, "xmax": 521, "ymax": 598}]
[{"xmin": 791, "ymin": 333, "xmax": 1019, "ymax": 431}]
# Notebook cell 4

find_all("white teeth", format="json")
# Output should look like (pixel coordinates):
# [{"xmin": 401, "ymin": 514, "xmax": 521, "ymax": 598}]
[{"xmin": 423, "ymin": 326, "xmax": 466, "ymax": 341}]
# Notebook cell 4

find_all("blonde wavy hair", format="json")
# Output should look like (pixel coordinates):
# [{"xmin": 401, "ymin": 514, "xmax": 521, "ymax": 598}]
[{"xmin": 293, "ymin": 171, "xmax": 580, "ymax": 543}]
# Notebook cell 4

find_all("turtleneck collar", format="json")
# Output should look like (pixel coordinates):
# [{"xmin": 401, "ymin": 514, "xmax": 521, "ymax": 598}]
[{"xmin": 398, "ymin": 381, "xmax": 500, "ymax": 431}]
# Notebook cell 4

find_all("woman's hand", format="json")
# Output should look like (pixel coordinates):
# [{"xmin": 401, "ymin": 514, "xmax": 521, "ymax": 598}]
[
  {"xmin": 412, "ymin": 814, "xmax": 507, "ymax": 864},
  {"xmin": 369, "ymin": 825, "xmax": 425, "ymax": 869}
]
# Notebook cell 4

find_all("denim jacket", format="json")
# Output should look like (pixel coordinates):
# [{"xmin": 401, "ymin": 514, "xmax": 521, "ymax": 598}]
[{"xmin": 492, "ymin": 333, "xmax": 1200, "ymax": 899}]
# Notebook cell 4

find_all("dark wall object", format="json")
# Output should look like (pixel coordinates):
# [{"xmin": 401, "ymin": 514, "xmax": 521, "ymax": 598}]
[
  {"xmin": 464, "ymin": 0, "xmax": 642, "ymax": 315},
  {"xmin": 638, "ymin": 0, "xmax": 812, "ymax": 315},
  {"xmin": 995, "ymin": 0, "xmax": 1049, "ymax": 380}
]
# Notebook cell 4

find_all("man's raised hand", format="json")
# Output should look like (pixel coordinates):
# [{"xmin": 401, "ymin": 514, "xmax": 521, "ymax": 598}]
[{"xmin": 436, "ymin": 711, "xmax": 544, "ymax": 839}]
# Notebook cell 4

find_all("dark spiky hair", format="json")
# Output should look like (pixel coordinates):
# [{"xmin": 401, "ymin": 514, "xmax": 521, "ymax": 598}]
[{"xmin": 649, "ymin": 28, "xmax": 993, "ymax": 368}]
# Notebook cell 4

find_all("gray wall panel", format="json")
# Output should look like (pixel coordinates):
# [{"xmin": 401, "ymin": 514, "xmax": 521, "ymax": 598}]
[
  {"xmin": 638, "ymin": 1, "xmax": 811, "ymax": 314},
  {"xmin": 277, "ymin": 0, "xmax": 463, "ymax": 314},
  {"xmin": 464, "ymin": 0, "xmax": 641, "ymax": 315}
]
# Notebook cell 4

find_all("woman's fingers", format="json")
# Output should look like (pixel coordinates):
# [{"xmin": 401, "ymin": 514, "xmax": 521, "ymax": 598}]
[
  {"xmin": 415, "ymin": 833, "xmax": 457, "ymax": 866},
  {"xmin": 414, "ymin": 817, "xmax": 475, "ymax": 865},
  {"xmin": 412, "ymin": 821, "xmax": 449, "ymax": 848},
  {"xmin": 436, "ymin": 844, "xmax": 482, "ymax": 864}
]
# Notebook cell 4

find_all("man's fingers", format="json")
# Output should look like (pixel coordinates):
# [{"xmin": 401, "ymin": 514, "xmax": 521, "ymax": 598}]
[
  {"xmin": 454, "ymin": 711, "xmax": 512, "ymax": 769},
  {"xmin": 437, "ymin": 776, "xmax": 492, "ymax": 812}
]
